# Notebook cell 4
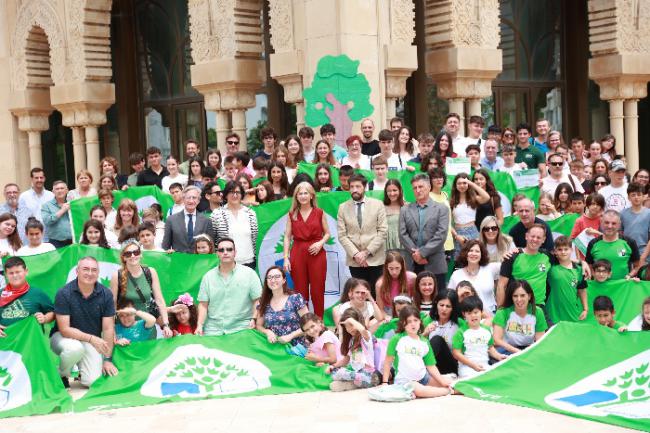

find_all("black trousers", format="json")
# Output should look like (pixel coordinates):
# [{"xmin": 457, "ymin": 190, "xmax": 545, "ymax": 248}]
[
  {"xmin": 429, "ymin": 335, "xmax": 458, "ymax": 375},
  {"xmin": 349, "ymin": 265, "xmax": 383, "ymax": 298}
]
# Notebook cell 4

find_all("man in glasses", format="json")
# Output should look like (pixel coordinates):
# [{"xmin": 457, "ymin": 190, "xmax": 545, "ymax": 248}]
[
  {"xmin": 50, "ymin": 256, "xmax": 118, "ymax": 387},
  {"xmin": 195, "ymin": 237, "xmax": 262, "ymax": 336},
  {"xmin": 199, "ymin": 181, "xmax": 222, "ymax": 213},
  {"xmin": 540, "ymin": 152, "xmax": 584, "ymax": 196},
  {"xmin": 225, "ymin": 133, "xmax": 240, "ymax": 157},
  {"xmin": 162, "ymin": 186, "xmax": 213, "ymax": 253}
]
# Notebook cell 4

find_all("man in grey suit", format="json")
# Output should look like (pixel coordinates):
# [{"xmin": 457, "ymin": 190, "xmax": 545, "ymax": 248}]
[
  {"xmin": 399, "ymin": 173, "xmax": 449, "ymax": 290},
  {"xmin": 162, "ymin": 186, "xmax": 213, "ymax": 253},
  {"xmin": 337, "ymin": 173, "xmax": 387, "ymax": 292}
]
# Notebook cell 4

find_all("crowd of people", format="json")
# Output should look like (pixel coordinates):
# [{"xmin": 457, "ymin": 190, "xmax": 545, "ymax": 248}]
[{"xmin": 0, "ymin": 114, "xmax": 649, "ymax": 400}]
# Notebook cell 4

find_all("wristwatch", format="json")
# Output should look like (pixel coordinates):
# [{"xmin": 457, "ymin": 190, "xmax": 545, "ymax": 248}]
[{"xmin": 162, "ymin": 323, "xmax": 170, "ymax": 328}]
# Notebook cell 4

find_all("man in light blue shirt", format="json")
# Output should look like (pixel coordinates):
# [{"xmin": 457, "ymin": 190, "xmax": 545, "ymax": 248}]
[
  {"xmin": 196, "ymin": 237, "xmax": 262, "ymax": 336},
  {"xmin": 480, "ymin": 139, "xmax": 504, "ymax": 171},
  {"xmin": 0, "ymin": 183, "xmax": 33, "ymax": 245},
  {"xmin": 41, "ymin": 181, "xmax": 72, "ymax": 248}
]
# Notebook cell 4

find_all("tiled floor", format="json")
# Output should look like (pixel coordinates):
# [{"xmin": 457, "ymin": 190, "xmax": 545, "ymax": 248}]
[{"xmin": 3, "ymin": 385, "xmax": 638, "ymax": 433}]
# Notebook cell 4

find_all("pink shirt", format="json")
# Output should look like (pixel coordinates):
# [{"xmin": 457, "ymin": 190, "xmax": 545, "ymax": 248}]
[
  {"xmin": 309, "ymin": 330, "xmax": 342, "ymax": 362},
  {"xmin": 570, "ymin": 214, "xmax": 600, "ymax": 239}
]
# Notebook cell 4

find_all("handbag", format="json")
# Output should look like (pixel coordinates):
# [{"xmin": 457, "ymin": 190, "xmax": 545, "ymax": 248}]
[{"xmin": 124, "ymin": 267, "xmax": 160, "ymax": 318}]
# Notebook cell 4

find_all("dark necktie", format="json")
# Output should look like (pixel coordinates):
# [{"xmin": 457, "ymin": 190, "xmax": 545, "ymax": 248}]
[
  {"xmin": 187, "ymin": 213, "xmax": 194, "ymax": 243},
  {"xmin": 356, "ymin": 202, "xmax": 363, "ymax": 228}
]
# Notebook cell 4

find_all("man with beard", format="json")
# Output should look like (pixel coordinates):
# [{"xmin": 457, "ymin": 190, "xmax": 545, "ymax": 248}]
[
  {"xmin": 337, "ymin": 173, "xmax": 387, "ymax": 292},
  {"xmin": 360, "ymin": 118, "xmax": 380, "ymax": 156}
]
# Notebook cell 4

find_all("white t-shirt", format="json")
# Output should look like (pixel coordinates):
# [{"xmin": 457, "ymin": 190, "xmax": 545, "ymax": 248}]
[
  {"xmin": 16, "ymin": 243, "xmax": 56, "ymax": 256},
  {"xmin": 161, "ymin": 174, "xmax": 188, "ymax": 193},
  {"xmin": 338, "ymin": 301, "xmax": 375, "ymax": 322},
  {"xmin": 340, "ymin": 155, "xmax": 371, "ymax": 171},
  {"xmin": 389, "ymin": 334, "xmax": 433, "ymax": 385},
  {"xmin": 540, "ymin": 174, "xmax": 585, "ymax": 195},
  {"xmin": 428, "ymin": 320, "xmax": 459, "ymax": 349},
  {"xmin": 453, "ymin": 325, "xmax": 493, "ymax": 378},
  {"xmin": 600, "ymin": 183, "xmax": 630, "ymax": 212},
  {"xmin": 373, "ymin": 153, "xmax": 404, "ymax": 171},
  {"xmin": 448, "ymin": 263, "xmax": 500, "ymax": 314}
]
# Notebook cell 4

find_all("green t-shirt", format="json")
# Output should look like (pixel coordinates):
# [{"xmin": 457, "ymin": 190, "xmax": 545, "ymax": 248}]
[
  {"xmin": 546, "ymin": 262, "xmax": 587, "ymax": 323},
  {"xmin": 0, "ymin": 287, "xmax": 54, "ymax": 327},
  {"xmin": 586, "ymin": 237, "xmax": 640, "ymax": 280},
  {"xmin": 124, "ymin": 270, "xmax": 153, "ymax": 312},
  {"xmin": 515, "ymin": 145, "xmax": 545, "ymax": 168},
  {"xmin": 387, "ymin": 332, "xmax": 436, "ymax": 384},
  {"xmin": 500, "ymin": 251, "xmax": 551, "ymax": 304},
  {"xmin": 493, "ymin": 305, "xmax": 547, "ymax": 347}
]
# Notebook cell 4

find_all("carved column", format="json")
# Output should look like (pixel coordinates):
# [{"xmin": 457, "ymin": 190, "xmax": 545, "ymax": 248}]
[
  {"xmin": 215, "ymin": 111, "xmax": 231, "ymax": 153},
  {"xmin": 466, "ymin": 98, "xmax": 482, "ymax": 118},
  {"xmin": 624, "ymin": 99, "xmax": 639, "ymax": 172},
  {"xmin": 85, "ymin": 125, "xmax": 101, "ymax": 182},
  {"xmin": 231, "ymin": 109, "xmax": 247, "ymax": 150},
  {"xmin": 15, "ymin": 114, "xmax": 50, "ymax": 170},
  {"xmin": 72, "ymin": 127, "xmax": 87, "ymax": 172},
  {"xmin": 608, "ymin": 99, "xmax": 625, "ymax": 155}
]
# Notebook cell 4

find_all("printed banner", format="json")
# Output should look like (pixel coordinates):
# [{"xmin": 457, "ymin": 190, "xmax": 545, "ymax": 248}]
[
  {"xmin": 69, "ymin": 186, "xmax": 175, "ymax": 243},
  {"xmin": 73, "ymin": 330, "xmax": 330, "ymax": 412},
  {"xmin": 18, "ymin": 244, "xmax": 218, "ymax": 304},
  {"xmin": 0, "ymin": 318, "xmax": 72, "ymax": 418},
  {"xmin": 455, "ymin": 322, "xmax": 650, "ymax": 432}
]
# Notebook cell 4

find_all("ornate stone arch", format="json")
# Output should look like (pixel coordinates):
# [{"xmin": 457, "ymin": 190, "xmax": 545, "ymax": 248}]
[{"xmin": 11, "ymin": 0, "xmax": 66, "ymax": 90}]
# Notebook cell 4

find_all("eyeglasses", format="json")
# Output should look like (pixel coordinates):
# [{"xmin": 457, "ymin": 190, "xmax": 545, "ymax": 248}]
[
  {"xmin": 595, "ymin": 181, "xmax": 608, "ymax": 186},
  {"xmin": 217, "ymin": 247, "xmax": 234, "ymax": 253},
  {"xmin": 227, "ymin": 140, "xmax": 239, "ymax": 145},
  {"xmin": 123, "ymin": 249, "xmax": 141, "ymax": 258},
  {"xmin": 229, "ymin": 191, "xmax": 241, "ymax": 195},
  {"xmin": 207, "ymin": 190, "xmax": 223, "ymax": 196},
  {"xmin": 549, "ymin": 162, "xmax": 564, "ymax": 167},
  {"xmin": 267, "ymin": 274, "xmax": 284, "ymax": 281},
  {"xmin": 503, "ymin": 134, "xmax": 514, "ymax": 138},
  {"xmin": 594, "ymin": 268, "xmax": 609, "ymax": 274},
  {"xmin": 482, "ymin": 226, "xmax": 499, "ymax": 233}
]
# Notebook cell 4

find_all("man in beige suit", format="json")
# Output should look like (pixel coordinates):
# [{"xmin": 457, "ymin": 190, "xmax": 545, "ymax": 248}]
[{"xmin": 337, "ymin": 173, "xmax": 387, "ymax": 293}]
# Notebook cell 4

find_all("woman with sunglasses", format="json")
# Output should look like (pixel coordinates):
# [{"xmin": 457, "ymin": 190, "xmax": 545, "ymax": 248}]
[
  {"xmin": 501, "ymin": 128, "xmax": 515, "ymax": 146},
  {"xmin": 211, "ymin": 181, "xmax": 258, "ymax": 269},
  {"xmin": 256, "ymin": 266, "xmax": 309, "ymax": 346},
  {"xmin": 479, "ymin": 216, "xmax": 516, "ymax": 263},
  {"xmin": 592, "ymin": 174, "xmax": 610, "ymax": 193},
  {"xmin": 109, "ymin": 239, "xmax": 172, "ymax": 337}
]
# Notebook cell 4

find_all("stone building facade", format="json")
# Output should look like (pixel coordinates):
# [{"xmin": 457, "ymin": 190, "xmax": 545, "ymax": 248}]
[{"xmin": 0, "ymin": 0, "xmax": 648, "ymax": 188}]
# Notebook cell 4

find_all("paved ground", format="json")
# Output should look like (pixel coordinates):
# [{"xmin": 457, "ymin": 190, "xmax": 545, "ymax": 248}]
[{"xmin": 3, "ymin": 384, "xmax": 639, "ymax": 433}]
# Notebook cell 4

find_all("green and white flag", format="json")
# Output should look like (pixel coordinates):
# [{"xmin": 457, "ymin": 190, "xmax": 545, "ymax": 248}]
[
  {"xmin": 501, "ymin": 213, "xmax": 578, "ymax": 240},
  {"xmin": 0, "ymin": 318, "xmax": 72, "ymax": 418},
  {"xmin": 455, "ymin": 322, "xmax": 650, "ymax": 432},
  {"xmin": 69, "ymin": 186, "xmax": 175, "ymax": 242},
  {"xmin": 18, "ymin": 244, "xmax": 218, "ymax": 303},
  {"xmin": 584, "ymin": 280, "xmax": 650, "ymax": 325},
  {"xmin": 73, "ymin": 330, "xmax": 330, "ymax": 412}
]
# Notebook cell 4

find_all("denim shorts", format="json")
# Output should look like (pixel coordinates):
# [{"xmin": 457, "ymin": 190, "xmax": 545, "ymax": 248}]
[{"xmin": 418, "ymin": 371, "xmax": 432, "ymax": 386}]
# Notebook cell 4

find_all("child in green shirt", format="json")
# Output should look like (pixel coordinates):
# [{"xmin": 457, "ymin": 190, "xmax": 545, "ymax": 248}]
[
  {"xmin": 593, "ymin": 295, "xmax": 627, "ymax": 332},
  {"xmin": 546, "ymin": 236, "xmax": 588, "ymax": 323}
]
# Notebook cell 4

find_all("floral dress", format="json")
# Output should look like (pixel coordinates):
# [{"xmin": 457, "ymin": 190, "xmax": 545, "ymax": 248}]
[{"xmin": 262, "ymin": 293, "xmax": 306, "ymax": 346}]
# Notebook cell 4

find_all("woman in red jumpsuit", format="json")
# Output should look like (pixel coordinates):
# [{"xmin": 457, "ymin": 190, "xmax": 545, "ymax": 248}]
[{"xmin": 283, "ymin": 181, "xmax": 330, "ymax": 317}]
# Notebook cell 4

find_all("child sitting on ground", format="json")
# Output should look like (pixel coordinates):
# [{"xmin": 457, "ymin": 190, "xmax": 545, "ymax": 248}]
[
  {"xmin": 382, "ymin": 305, "xmax": 452, "ymax": 399},
  {"xmin": 301, "ymin": 313, "xmax": 341, "ymax": 366},
  {"xmin": 167, "ymin": 293, "xmax": 198, "ymax": 335},
  {"xmin": 452, "ymin": 296, "xmax": 506, "ymax": 378},
  {"xmin": 115, "ymin": 298, "xmax": 157, "ymax": 345},
  {"xmin": 326, "ymin": 309, "xmax": 378, "ymax": 392},
  {"xmin": 593, "ymin": 295, "xmax": 627, "ymax": 332}
]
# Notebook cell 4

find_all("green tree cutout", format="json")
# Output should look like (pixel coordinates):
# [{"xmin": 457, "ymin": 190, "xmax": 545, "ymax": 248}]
[
  {"xmin": 274, "ymin": 233, "xmax": 334, "ymax": 255},
  {"xmin": 0, "ymin": 367, "xmax": 13, "ymax": 387},
  {"xmin": 600, "ymin": 362, "xmax": 649, "ymax": 406},
  {"xmin": 166, "ymin": 356, "xmax": 249, "ymax": 393},
  {"xmin": 303, "ymin": 55, "xmax": 374, "ymax": 147}
]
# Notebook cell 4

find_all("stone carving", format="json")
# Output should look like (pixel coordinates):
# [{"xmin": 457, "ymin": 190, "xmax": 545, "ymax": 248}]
[
  {"xmin": 67, "ymin": 0, "xmax": 86, "ymax": 81},
  {"xmin": 385, "ymin": 74, "xmax": 409, "ymax": 98},
  {"xmin": 269, "ymin": 0, "xmax": 293, "ymax": 52},
  {"xmin": 188, "ymin": 0, "xmax": 216, "ymax": 63},
  {"xmin": 11, "ymin": 0, "xmax": 66, "ymax": 90},
  {"xmin": 220, "ymin": 89, "xmax": 257, "ymax": 109},
  {"xmin": 390, "ymin": 0, "xmax": 416, "ymax": 45},
  {"xmin": 448, "ymin": 0, "xmax": 500, "ymax": 48},
  {"xmin": 214, "ymin": 0, "xmax": 236, "ymax": 58},
  {"xmin": 618, "ymin": 0, "xmax": 650, "ymax": 54}
]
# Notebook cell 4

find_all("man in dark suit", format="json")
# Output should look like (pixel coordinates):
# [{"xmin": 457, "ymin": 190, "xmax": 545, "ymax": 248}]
[
  {"xmin": 162, "ymin": 186, "xmax": 212, "ymax": 253},
  {"xmin": 399, "ymin": 173, "xmax": 450, "ymax": 290}
]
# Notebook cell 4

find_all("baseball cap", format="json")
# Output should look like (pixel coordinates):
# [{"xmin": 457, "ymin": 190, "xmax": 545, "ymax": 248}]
[{"xmin": 610, "ymin": 160, "xmax": 626, "ymax": 172}]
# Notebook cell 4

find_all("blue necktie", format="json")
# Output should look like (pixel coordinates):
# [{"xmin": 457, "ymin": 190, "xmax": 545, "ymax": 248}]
[{"xmin": 187, "ymin": 213, "xmax": 194, "ymax": 243}]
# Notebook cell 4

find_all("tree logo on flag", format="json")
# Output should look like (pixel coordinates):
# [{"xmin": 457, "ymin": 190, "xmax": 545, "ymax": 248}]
[
  {"xmin": 0, "ymin": 351, "xmax": 32, "ymax": 412},
  {"xmin": 141, "ymin": 344, "xmax": 271, "ymax": 398},
  {"xmin": 545, "ymin": 349, "xmax": 650, "ymax": 419},
  {"xmin": 67, "ymin": 262, "xmax": 121, "ymax": 288}
]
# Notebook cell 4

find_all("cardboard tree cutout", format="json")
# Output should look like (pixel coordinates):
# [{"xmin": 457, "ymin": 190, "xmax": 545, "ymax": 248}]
[{"xmin": 303, "ymin": 55, "xmax": 374, "ymax": 148}]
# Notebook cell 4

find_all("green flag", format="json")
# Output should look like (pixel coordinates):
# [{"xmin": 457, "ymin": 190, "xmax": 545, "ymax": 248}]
[
  {"xmin": 73, "ymin": 330, "xmax": 330, "ymax": 412},
  {"xmin": 0, "ymin": 318, "xmax": 72, "ymax": 418},
  {"xmin": 584, "ymin": 280, "xmax": 650, "ymax": 325},
  {"xmin": 69, "ymin": 186, "xmax": 175, "ymax": 242},
  {"xmin": 455, "ymin": 322, "xmax": 650, "ymax": 431},
  {"xmin": 548, "ymin": 213, "xmax": 580, "ymax": 238},
  {"xmin": 18, "ymin": 244, "xmax": 218, "ymax": 303}
]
